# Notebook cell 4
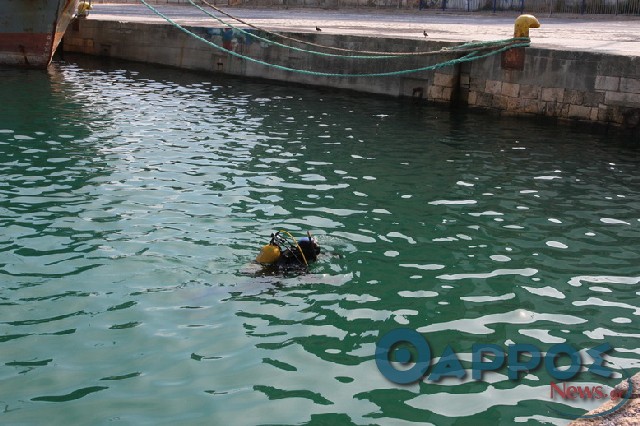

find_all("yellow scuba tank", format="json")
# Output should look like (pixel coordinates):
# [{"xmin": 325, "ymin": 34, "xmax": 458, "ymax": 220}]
[{"xmin": 256, "ymin": 243, "xmax": 281, "ymax": 264}]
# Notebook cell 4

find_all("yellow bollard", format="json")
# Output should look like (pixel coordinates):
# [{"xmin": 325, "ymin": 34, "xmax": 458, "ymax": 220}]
[
  {"xmin": 513, "ymin": 14, "xmax": 541, "ymax": 38},
  {"xmin": 502, "ymin": 14, "xmax": 540, "ymax": 71}
]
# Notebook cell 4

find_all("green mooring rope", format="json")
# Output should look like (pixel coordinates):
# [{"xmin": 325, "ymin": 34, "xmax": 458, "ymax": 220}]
[
  {"xmin": 139, "ymin": 0, "xmax": 530, "ymax": 78},
  {"xmin": 191, "ymin": 0, "xmax": 527, "ymax": 58},
  {"xmin": 188, "ymin": 0, "xmax": 404, "ymax": 59},
  {"xmin": 189, "ymin": 0, "xmax": 414, "ymax": 59}
]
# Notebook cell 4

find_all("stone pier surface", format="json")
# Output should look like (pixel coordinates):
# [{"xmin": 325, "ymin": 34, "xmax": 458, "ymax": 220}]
[{"xmin": 63, "ymin": 4, "xmax": 640, "ymax": 131}]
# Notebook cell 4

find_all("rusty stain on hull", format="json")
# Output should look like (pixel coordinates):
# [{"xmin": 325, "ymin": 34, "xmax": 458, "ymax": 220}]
[{"xmin": 0, "ymin": 0, "xmax": 79, "ymax": 68}]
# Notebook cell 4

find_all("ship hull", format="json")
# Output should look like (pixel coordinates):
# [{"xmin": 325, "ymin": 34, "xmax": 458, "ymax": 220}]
[{"xmin": 0, "ymin": 0, "xmax": 78, "ymax": 68}]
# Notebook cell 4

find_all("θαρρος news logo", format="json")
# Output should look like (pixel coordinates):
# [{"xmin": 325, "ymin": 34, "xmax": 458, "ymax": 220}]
[{"xmin": 374, "ymin": 328, "xmax": 633, "ymax": 419}]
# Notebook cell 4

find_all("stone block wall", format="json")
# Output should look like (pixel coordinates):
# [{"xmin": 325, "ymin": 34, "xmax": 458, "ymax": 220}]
[
  {"xmin": 461, "ymin": 48, "xmax": 640, "ymax": 130},
  {"xmin": 427, "ymin": 72, "xmax": 456, "ymax": 102}
]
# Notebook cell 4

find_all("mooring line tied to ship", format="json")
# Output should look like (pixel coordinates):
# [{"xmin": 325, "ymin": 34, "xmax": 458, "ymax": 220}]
[{"xmin": 138, "ymin": 0, "xmax": 531, "ymax": 78}]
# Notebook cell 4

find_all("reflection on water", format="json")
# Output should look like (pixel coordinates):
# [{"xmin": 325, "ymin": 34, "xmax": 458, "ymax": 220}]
[{"xmin": 0, "ymin": 56, "xmax": 639, "ymax": 425}]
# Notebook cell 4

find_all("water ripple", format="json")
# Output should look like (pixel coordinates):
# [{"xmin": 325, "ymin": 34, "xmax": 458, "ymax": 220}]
[{"xmin": 0, "ymin": 58, "xmax": 638, "ymax": 424}]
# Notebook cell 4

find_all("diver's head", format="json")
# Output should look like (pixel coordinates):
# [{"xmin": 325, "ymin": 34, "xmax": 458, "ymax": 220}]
[{"xmin": 298, "ymin": 237, "xmax": 321, "ymax": 262}]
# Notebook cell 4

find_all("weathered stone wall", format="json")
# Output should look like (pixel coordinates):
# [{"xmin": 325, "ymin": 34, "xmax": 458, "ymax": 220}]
[
  {"xmin": 458, "ymin": 48, "xmax": 640, "ymax": 128},
  {"xmin": 63, "ymin": 18, "xmax": 640, "ymax": 132},
  {"xmin": 90, "ymin": 0, "xmax": 627, "ymax": 11},
  {"xmin": 91, "ymin": 0, "xmax": 208, "ymax": 4}
]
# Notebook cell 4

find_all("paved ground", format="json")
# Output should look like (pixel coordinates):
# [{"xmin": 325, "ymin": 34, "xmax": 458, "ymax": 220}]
[{"xmin": 88, "ymin": 3, "xmax": 640, "ymax": 56}]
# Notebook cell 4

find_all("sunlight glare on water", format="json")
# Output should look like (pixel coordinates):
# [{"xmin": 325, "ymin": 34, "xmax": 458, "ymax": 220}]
[{"xmin": 0, "ymin": 57, "xmax": 639, "ymax": 425}]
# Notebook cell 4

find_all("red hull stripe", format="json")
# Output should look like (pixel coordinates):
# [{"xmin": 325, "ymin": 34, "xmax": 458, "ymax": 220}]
[
  {"xmin": 0, "ymin": 33, "xmax": 52, "ymax": 53},
  {"xmin": 0, "ymin": 32, "xmax": 53, "ymax": 67}
]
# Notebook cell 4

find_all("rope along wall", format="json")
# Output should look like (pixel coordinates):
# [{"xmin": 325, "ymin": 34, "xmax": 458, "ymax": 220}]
[
  {"xmin": 193, "ymin": 0, "xmax": 526, "ymax": 58},
  {"xmin": 139, "ymin": 0, "xmax": 531, "ymax": 78}
]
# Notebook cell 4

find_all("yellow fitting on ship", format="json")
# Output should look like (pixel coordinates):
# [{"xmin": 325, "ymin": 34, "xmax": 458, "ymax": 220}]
[
  {"xmin": 514, "ymin": 14, "xmax": 540, "ymax": 38},
  {"xmin": 256, "ymin": 244, "xmax": 281, "ymax": 264},
  {"xmin": 78, "ymin": 1, "xmax": 92, "ymax": 17}
]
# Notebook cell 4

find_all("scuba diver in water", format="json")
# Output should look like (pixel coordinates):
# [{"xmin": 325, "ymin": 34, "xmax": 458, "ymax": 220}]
[{"xmin": 256, "ymin": 230, "xmax": 321, "ymax": 274}]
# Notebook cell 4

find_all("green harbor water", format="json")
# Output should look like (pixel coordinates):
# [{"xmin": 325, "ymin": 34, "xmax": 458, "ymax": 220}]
[{"xmin": 1, "ymin": 57, "xmax": 639, "ymax": 425}]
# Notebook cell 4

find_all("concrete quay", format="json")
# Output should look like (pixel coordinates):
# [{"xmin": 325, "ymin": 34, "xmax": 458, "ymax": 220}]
[
  {"xmin": 63, "ymin": 4, "xmax": 640, "ymax": 132},
  {"xmin": 82, "ymin": 4, "xmax": 640, "ymax": 56}
]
